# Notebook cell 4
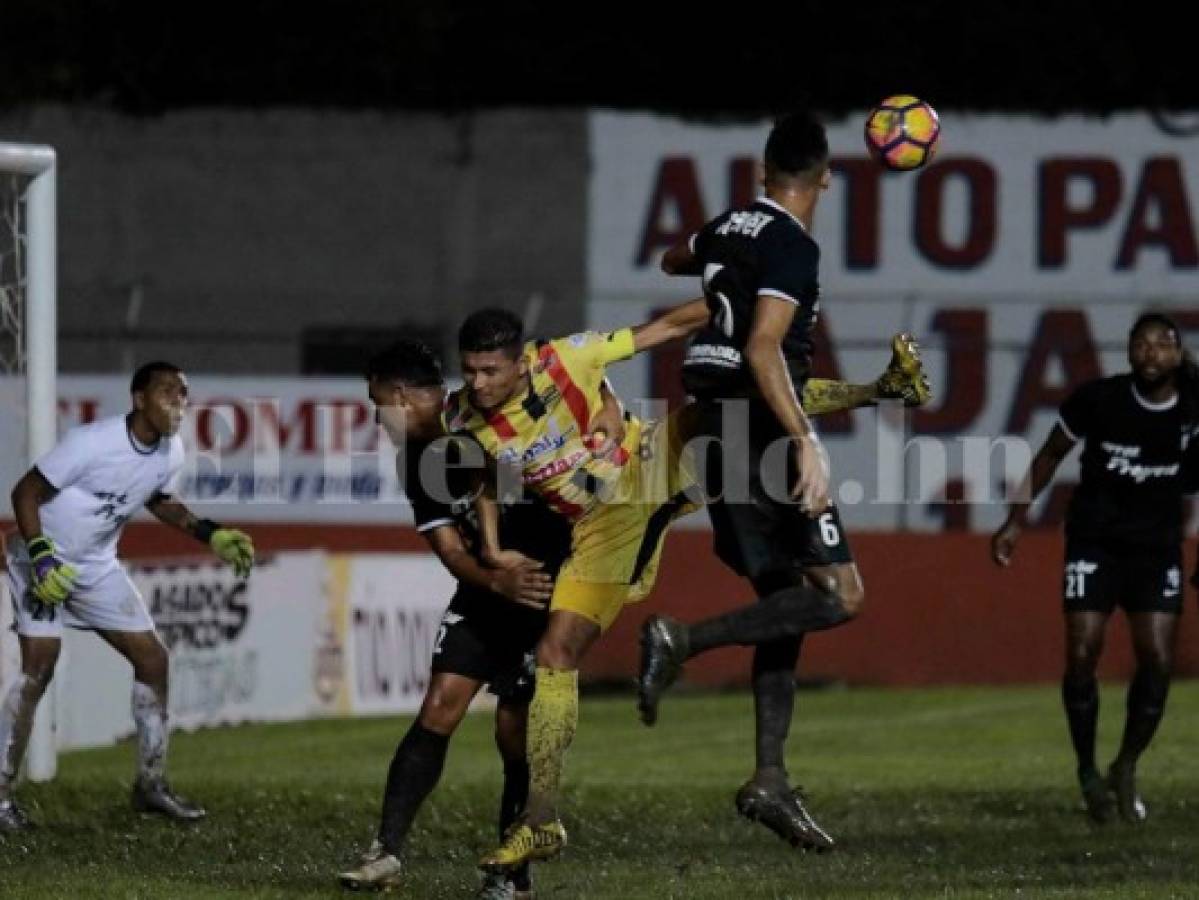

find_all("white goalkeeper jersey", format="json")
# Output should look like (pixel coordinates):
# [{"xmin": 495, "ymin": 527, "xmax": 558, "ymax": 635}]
[{"xmin": 6, "ymin": 415, "xmax": 185, "ymax": 585}]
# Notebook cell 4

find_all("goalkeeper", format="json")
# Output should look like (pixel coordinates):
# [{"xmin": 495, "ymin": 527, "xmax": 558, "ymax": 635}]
[{"xmin": 0, "ymin": 361, "xmax": 255, "ymax": 832}]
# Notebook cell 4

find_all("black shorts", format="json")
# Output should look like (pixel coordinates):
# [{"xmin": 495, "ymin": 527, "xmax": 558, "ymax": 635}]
[
  {"xmin": 1063, "ymin": 537, "xmax": 1183, "ymax": 615},
  {"xmin": 429, "ymin": 586, "xmax": 546, "ymax": 703},
  {"xmin": 693, "ymin": 399, "xmax": 854, "ymax": 579}
]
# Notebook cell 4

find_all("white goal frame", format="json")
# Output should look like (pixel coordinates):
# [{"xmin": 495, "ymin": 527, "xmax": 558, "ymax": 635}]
[{"xmin": 0, "ymin": 141, "xmax": 58, "ymax": 781}]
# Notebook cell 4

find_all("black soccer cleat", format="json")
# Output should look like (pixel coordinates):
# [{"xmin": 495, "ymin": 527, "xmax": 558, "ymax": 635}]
[
  {"xmin": 132, "ymin": 777, "xmax": 207, "ymax": 822},
  {"xmin": 0, "ymin": 797, "xmax": 32, "ymax": 833},
  {"xmin": 1106, "ymin": 763, "xmax": 1147, "ymax": 824},
  {"xmin": 734, "ymin": 779, "xmax": 835, "ymax": 852},
  {"xmin": 1079, "ymin": 769, "xmax": 1114, "ymax": 824},
  {"xmin": 637, "ymin": 614, "xmax": 689, "ymax": 726}
]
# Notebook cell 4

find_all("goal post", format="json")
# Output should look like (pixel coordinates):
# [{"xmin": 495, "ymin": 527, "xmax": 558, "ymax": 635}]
[{"xmin": 0, "ymin": 141, "xmax": 58, "ymax": 781}]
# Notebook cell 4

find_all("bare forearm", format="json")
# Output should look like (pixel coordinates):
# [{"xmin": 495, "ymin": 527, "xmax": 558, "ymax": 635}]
[
  {"xmin": 435, "ymin": 544, "xmax": 504, "ymax": 594},
  {"xmin": 1006, "ymin": 454, "xmax": 1061, "ymax": 525},
  {"xmin": 147, "ymin": 496, "xmax": 208, "ymax": 541},
  {"xmin": 631, "ymin": 298, "xmax": 710, "ymax": 353},
  {"xmin": 748, "ymin": 344, "xmax": 815, "ymax": 439},
  {"xmin": 11, "ymin": 471, "xmax": 53, "ymax": 542}
]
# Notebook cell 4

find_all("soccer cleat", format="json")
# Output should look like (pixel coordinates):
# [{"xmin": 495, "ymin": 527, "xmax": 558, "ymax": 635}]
[
  {"xmin": 787, "ymin": 787, "xmax": 835, "ymax": 851},
  {"xmin": 476, "ymin": 872, "xmax": 535, "ymax": 900},
  {"xmin": 478, "ymin": 821, "xmax": 567, "ymax": 873},
  {"xmin": 1107, "ymin": 763, "xmax": 1148, "ymax": 823},
  {"xmin": 131, "ymin": 777, "xmax": 206, "ymax": 822},
  {"xmin": 337, "ymin": 847, "xmax": 404, "ymax": 891},
  {"xmin": 735, "ymin": 779, "xmax": 835, "ymax": 852},
  {"xmin": 1079, "ymin": 769, "xmax": 1114, "ymax": 824},
  {"xmin": 637, "ymin": 614, "xmax": 690, "ymax": 726},
  {"xmin": 875, "ymin": 332, "xmax": 932, "ymax": 407},
  {"xmin": 0, "ymin": 798, "xmax": 32, "ymax": 833}
]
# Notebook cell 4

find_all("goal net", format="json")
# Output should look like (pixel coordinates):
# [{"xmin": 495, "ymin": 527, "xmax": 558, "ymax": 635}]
[{"xmin": 0, "ymin": 141, "xmax": 58, "ymax": 781}]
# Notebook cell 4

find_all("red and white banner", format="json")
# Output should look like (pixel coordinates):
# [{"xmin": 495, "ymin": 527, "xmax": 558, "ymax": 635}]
[
  {"xmin": 589, "ymin": 111, "xmax": 1199, "ymax": 300},
  {"xmin": 1, "ymin": 376, "xmax": 409, "ymax": 523}
]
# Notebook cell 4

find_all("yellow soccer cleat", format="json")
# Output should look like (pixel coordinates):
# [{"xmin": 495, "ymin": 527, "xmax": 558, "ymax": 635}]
[
  {"xmin": 478, "ymin": 821, "xmax": 568, "ymax": 873},
  {"xmin": 875, "ymin": 332, "xmax": 932, "ymax": 407}
]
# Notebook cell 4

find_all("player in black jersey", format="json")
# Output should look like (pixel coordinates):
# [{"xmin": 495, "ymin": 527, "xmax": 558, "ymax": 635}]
[
  {"xmin": 636, "ymin": 112, "xmax": 879, "ymax": 852},
  {"xmin": 992, "ymin": 312, "xmax": 1199, "ymax": 824},
  {"xmin": 338, "ymin": 339, "xmax": 621, "ymax": 898}
]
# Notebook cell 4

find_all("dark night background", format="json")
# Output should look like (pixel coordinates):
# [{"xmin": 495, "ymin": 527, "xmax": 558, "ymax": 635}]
[{"xmin": 0, "ymin": 0, "xmax": 1191, "ymax": 115}]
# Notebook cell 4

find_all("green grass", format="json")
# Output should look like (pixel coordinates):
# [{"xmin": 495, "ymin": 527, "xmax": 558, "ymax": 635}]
[{"xmin": 3, "ymin": 683, "xmax": 1199, "ymax": 898}]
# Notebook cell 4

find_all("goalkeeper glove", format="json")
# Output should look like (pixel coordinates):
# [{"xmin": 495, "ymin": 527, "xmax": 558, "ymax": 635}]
[
  {"xmin": 27, "ymin": 535, "xmax": 78, "ymax": 606},
  {"xmin": 198, "ymin": 520, "xmax": 255, "ymax": 578}
]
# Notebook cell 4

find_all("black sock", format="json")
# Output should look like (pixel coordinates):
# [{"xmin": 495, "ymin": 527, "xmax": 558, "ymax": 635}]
[
  {"xmin": 500, "ymin": 759, "xmax": 531, "ymax": 890},
  {"xmin": 377, "ymin": 722, "xmax": 450, "ymax": 855},
  {"xmin": 752, "ymin": 637, "xmax": 802, "ymax": 775},
  {"xmin": 1061, "ymin": 675, "xmax": 1099, "ymax": 776},
  {"xmin": 1115, "ymin": 666, "xmax": 1170, "ymax": 767},
  {"xmin": 687, "ymin": 583, "xmax": 850, "ymax": 658}
]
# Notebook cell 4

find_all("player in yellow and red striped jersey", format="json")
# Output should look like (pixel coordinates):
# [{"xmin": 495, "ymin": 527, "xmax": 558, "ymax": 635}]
[{"xmin": 443, "ymin": 305, "xmax": 931, "ymax": 873}]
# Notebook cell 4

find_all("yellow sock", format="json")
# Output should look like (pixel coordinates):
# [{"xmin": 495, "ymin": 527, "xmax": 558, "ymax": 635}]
[{"xmin": 525, "ymin": 667, "xmax": 579, "ymax": 823}]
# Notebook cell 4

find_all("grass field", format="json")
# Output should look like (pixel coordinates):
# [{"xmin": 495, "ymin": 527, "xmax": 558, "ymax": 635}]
[{"xmin": 2, "ymin": 683, "xmax": 1199, "ymax": 898}]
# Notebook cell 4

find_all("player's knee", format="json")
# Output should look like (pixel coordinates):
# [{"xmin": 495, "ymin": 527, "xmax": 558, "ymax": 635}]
[
  {"xmin": 536, "ymin": 633, "xmax": 584, "ymax": 670},
  {"xmin": 1065, "ymin": 642, "xmax": 1101, "ymax": 676},
  {"xmin": 133, "ymin": 642, "xmax": 170, "ymax": 688},
  {"xmin": 21, "ymin": 664, "xmax": 55, "ymax": 695},
  {"xmin": 418, "ymin": 687, "xmax": 469, "ymax": 734}
]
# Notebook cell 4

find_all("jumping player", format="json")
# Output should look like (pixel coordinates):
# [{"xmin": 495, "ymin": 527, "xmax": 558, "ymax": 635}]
[{"xmin": 636, "ymin": 112, "xmax": 920, "ymax": 851}]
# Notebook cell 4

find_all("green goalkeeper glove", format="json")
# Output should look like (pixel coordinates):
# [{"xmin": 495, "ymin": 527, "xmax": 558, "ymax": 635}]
[
  {"xmin": 207, "ymin": 527, "xmax": 255, "ymax": 578},
  {"xmin": 28, "ymin": 535, "xmax": 78, "ymax": 606}
]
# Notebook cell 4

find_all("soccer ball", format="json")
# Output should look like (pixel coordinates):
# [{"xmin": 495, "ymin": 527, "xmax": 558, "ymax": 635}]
[{"xmin": 864, "ymin": 96, "xmax": 941, "ymax": 171}]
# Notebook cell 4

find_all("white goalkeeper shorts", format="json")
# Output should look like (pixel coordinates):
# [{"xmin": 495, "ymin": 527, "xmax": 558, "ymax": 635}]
[{"xmin": 4, "ymin": 559, "xmax": 155, "ymax": 638}]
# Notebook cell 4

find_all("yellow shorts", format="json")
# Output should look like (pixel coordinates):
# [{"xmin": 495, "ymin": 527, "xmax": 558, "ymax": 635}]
[{"xmin": 551, "ymin": 409, "xmax": 703, "ymax": 631}]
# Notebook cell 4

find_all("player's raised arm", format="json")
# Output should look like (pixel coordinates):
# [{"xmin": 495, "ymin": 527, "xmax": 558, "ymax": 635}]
[
  {"xmin": 990, "ymin": 424, "xmax": 1076, "ymax": 567},
  {"xmin": 630, "ymin": 297, "xmax": 711, "ymax": 354},
  {"xmin": 144, "ymin": 492, "xmax": 255, "ymax": 578},
  {"xmin": 661, "ymin": 236, "xmax": 704, "ymax": 276},
  {"xmin": 746, "ymin": 295, "xmax": 829, "ymax": 513}
]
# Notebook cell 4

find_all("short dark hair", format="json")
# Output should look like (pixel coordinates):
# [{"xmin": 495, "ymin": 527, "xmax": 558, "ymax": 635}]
[
  {"xmin": 458, "ymin": 308, "xmax": 524, "ymax": 358},
  {"xmin": 1130, "ymin": 310, "xmax": 1181, "ymax": 344},
  {"xmin": 130, "ymin": 361, "xmax": 182, "ymax": 394},
  {"xmin": 764, "ymin": 112, "xmax": 829, "ymax": 183},
  {"xmin": 365, "ymin": 338, "xmax": 444, "ymax": 387}
]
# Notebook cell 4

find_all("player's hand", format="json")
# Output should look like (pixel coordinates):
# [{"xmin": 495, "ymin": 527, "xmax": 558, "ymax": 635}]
[
  {"xmin": 28, "ymin": 536, "xmax": 77, "ymax": 606},
  {"xmin": 210, "ymin": 528, "xmax": 255, "ymax": 578},
  {"xmin": 492, "ymin": 564, "xmax": 555, "ymax": 609},
  {"xmin": 484, "ymin": 548, "xmax": 542, "ymax": 571},
  {"xmin": 991, "ymin": 519, "xmax": 1022, "ymax": 567},
  {"xmin": 792, "ymin": 434, "xmax": 830, "ymax": 513},
  {"xmin": 586, "ymin": 406, "xmax": 627, "ymax": 459}
]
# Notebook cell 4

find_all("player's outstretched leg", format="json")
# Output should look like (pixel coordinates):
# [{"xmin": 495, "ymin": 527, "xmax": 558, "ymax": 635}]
[{"xmin": 638, "ymin": 571, "xmax": 857, "ymax": 727}]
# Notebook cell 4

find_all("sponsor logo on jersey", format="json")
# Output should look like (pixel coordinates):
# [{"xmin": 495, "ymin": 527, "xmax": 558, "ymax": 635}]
[
  {"xmin": 521, "ymin": 419, "xmax": 572, "ymax": 464},
  {"xmin": 525, "ymin": 448, "xmax": 589, "ymax": 485}
]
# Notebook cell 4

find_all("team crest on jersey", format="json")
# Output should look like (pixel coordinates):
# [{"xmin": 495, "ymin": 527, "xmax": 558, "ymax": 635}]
[{"xmin": 568, "ymin": 332, "xmax": 591, "ymax": 349}]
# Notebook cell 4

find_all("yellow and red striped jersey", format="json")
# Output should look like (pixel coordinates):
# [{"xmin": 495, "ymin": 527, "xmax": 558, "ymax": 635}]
[{"xmin": 443, "ymin": 329, "xmax": 639, "ymax": 521}]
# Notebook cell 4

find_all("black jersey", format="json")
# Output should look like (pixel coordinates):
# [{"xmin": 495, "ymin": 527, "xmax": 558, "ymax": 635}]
[
  {"xmin": 681, "ymin": 198, "xmax": 821, "ymax": 400},
  {"xmin": 400, "ymin": 436, "xmax": 571, "ymax": 576},
  {"xmin": 1059, "ymin": 374, "xmax": 1197, "ymax": 547}
]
